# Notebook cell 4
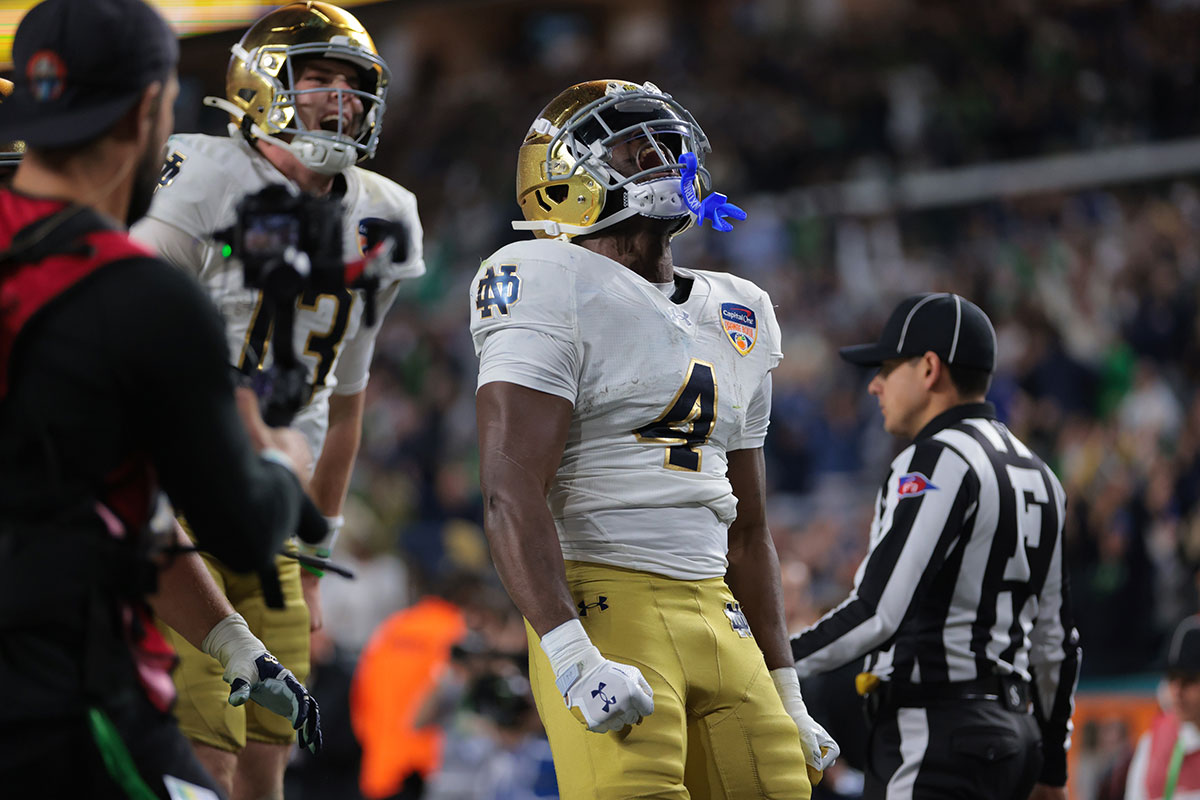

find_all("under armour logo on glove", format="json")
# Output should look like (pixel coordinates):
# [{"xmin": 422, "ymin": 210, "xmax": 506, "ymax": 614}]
[
  {"xmin": 556, "ymin": 654, "xmax": 654, "ymax": 733},
  {"xmin": 228, "ymin": 653, "xmax": 323, "ymax": 754},
  {"xmin": 591, "ymin": 682, "xmax": 616, "ymax": 713},
  {"xmin": 542, "ymin": 620, "xmax": 655, "ymax": 735}
]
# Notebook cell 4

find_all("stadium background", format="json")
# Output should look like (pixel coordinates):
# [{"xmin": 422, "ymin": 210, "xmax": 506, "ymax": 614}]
[{"xmin": 5, "ymin": 0, "xmax": 1197, "ymax": 797}]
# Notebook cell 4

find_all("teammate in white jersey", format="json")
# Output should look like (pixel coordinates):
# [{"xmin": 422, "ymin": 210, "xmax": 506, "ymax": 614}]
[
  {"xmin": 472, "ymin": 79, "xmax": 837, "ymax": 799},
  {"xmin": 132, "ymin": 4, "xmax": 423, "ymax": 798}
]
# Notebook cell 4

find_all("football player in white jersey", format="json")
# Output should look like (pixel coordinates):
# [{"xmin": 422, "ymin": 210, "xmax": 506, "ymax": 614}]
[
  {"xmin": 471, "ymin": 80, "xmax": 838, "ymax": 799},
  {"xmin": 131, "ymin": 3, "xmax": 423, "ymax": 798}
]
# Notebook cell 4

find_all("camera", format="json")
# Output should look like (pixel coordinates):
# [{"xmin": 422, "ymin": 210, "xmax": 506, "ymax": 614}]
[
  {"xmin": 449, "ymin": 632, "xmax": 535, "ymax": 730},
  {"xmin": 214, "ymin": 183, "xmax": 403, "ymax": 426},
  {"xmin": 233, "ymin": 184, "xmax": 345, "ymax": 297}
]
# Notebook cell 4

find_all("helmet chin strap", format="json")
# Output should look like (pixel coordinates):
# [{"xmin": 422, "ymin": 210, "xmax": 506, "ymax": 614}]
[
  {"xmin": 512, "ymin": 176, "xmax": 691, "ymax": 239},
  {"xmin": 204, "ymin": 95, "xmax": 355, "ymax": 176}
]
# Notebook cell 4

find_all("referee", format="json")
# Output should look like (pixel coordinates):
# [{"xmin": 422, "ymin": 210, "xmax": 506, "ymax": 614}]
[{"xmin": 791, "ymin": 293, "xmax": 1081, "ymax": 800}]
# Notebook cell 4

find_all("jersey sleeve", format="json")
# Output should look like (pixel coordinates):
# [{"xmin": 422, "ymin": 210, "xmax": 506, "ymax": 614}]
[
  {"xmin": 469, "ymin": 253, "xmax": 581, "ymax": 403},
  {"xmin": 357, "ymin": 172, "xmax": 426, "ymax": 283},
  {"xmin": 728, "ymin": 285, "xmax": 780, "ymax": 451},
  {"xmin": 392, "ymin": 189, "xmax": 425, "ymax": 282},
  {"xmin": 729, "ymin": 372, "xmax": 773, "ymax": 451},
  {"xmin": 791, "ymin": 439, "xmax": 976, "ymax": 677},
  {"xmin": 759, "ymin": 289, "xmax": 784, "ymax": 372},
  {"xmin": 332, "ymin": 280, "xmax": 402, "ymax": 396},
  {"xmin": 1029, "ymin": 469, "xmax": 1081, "ymax": 787},
  {"xmin": 141, "ymin": 135, "xmax": 233, "ymax": 249},
  {"xmin": 128, "ymin": 216, "xmax": 208, "ymax": 278}
]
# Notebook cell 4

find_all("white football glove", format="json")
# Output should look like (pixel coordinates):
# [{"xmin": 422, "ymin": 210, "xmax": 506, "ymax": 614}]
[
  {"xmin": 541, "ymin": 619, "xmax": 654, "ymax": 733},
  {"xmin": 771, "ymin": 667, "xmax": 840, "ymax": 786}
]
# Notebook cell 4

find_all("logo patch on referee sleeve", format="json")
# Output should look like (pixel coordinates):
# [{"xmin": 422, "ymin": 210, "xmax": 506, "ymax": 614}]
[{"xmin": 897, "ymin": 472, "xmax": 938, "ymax": 498}]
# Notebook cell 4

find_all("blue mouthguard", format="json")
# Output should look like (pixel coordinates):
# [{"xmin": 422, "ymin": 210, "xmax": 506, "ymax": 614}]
[{"xmin": 678, "ymin": 152, "xmax": 747, "ymax": 232}]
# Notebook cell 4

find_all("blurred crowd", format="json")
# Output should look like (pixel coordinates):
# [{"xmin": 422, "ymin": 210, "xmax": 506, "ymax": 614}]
[{"xmin": 162, "ymin": 0, "xmax": 1200, "ymax": 796}]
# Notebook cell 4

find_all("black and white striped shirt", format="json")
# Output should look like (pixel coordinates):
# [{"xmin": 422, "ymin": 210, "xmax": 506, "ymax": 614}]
[{"xmin": 791, "ymin": 402, "xmax": 1081, "ymax": 782}]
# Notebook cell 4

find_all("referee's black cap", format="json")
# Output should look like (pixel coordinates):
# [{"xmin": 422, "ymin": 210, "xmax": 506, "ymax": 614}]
[
  {"xmin": 1168, "ymin": 616, "xmax": 1200, "ymax": 676},
  {"xmin": 840, "ymin": 293, "xmax": 997, "ymax": 372},
  {"xmin": 0, "ymin": 0, "xmax": 178, "ymax": 150}
]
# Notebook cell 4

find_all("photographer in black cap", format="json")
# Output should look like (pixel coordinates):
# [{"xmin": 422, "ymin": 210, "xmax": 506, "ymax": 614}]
[
  {"xmin": 790, "ymin": 293, "xmax": 1082, "ymax": 800},
  {"xmin": 1126, "ymin": 616, "xmax": 1200, "ymax": 800},
  {"xmin": 0, "ymin": 1, "xmax": 324, "ymax": 797}
]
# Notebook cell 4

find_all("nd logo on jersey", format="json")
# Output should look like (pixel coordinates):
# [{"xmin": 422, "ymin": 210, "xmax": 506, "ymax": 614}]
[
  {"xmin": 719, "ymin": 303, "xmax": 757, "ymax": 355},
  {"xmin": 475, "ymin": 264, "xmax": 521, "ymax": 319},
  {"xmin": 157, "ymin": 151, "xmax": 186, "ymax": 189}
]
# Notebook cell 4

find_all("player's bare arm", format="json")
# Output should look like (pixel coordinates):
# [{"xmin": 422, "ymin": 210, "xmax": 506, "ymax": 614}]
[
  {"xmin": 727, "ymin": 446, "xmax": 840, "ymax": 782},
  {"xmin": 150, "ymin": 523, "xmax": 239, "ymax": 649},
  {"xmin": 725, "ymin": 446, "xmax": 792, "ymax": 669},
  {"xmin": 476, "ymin": 380, "xmax": 577, "ymax": 637},
  {"xmin": 309, "ymin": 390, "xmax": 365, "ymax": 514},
  {"xmin": 301, "ymin": 389, "xmax": 367, "ymax": 631}
]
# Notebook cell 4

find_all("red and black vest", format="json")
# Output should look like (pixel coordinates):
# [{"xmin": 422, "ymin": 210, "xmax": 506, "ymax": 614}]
[
  {"xmin": 0, "ymin": 193, "xmax": 155, "ymax": 393},
  {"xmin": 1141, "ymin": 714, "xmax": 1200, "ymax": 800},
  {"xmin": 0, "ymin": 190, "xmax": 159, "ymax": 526},
  {"xmin": 0, "ymin": 189, "xmax": 177, "ymax": 710}
]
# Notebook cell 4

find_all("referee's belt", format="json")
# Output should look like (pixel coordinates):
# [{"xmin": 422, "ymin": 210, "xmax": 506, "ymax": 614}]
[{"xmin": 864, "ymin": 674, "xmax": 1032, "ymax": 713}]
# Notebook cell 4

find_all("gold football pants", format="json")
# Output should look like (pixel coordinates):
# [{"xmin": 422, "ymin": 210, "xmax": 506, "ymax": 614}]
[
  {"xmin": 527, "ymin": 561, "xmax": 812, "ymax": 799},
  {"xmin": 160, "ymin": 552, "xmax": 310, "ymax": 751}
]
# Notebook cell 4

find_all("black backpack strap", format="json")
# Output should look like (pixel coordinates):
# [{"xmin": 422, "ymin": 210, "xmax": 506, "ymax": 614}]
[{"xmin": 0, "ymin": 204, "xmax": 116, "ymax": 272}]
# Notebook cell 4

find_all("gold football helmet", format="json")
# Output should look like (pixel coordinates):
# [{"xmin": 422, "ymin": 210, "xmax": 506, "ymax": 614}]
[
  {"xmin": 204, "ymin": 1, "xmax": 389, "ymax": 175},
  {"xmin": 514, "ymin": 80, "xmax": 711, "ymax": 239},
  {"xmin": 0, "ymin": 77, "xmax": 25, "ymax": 168}
]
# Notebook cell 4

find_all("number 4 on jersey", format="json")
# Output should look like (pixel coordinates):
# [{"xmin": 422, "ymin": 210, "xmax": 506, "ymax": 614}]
[{"xmin": 634, "ymin": 359, "xmax": 717, "ymax": 472}]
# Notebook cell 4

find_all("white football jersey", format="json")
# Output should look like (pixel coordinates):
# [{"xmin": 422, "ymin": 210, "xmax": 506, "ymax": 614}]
[
  {"xmin": 133, "ymin": 133, "xmax": 424, "ymax": 457},
  {"xmin": 470, "ymin": 239, "xmax": 783, "ymax": 580}
]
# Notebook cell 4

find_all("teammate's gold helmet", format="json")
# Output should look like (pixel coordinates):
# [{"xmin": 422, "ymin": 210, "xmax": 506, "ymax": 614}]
[
  {"xmin": 206, "ymin": 1, "xmax": 389, "ymax": 175},
  {"xmin": 514, "ymin": 80, "xmax": 711, "ymax": 240},
  {"xmin": 0, "ymin": 78, "xmax": 25, "ymax": 168}
]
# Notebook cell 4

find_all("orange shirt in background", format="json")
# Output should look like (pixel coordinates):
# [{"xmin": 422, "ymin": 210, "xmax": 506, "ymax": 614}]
[{"xmin": 351, "ymin": 596, "xmax": 467, "ymax": 799}]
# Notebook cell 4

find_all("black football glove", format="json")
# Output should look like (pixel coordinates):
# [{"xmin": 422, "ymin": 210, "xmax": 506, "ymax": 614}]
[{"xmin": 229, "ymin": 653, "xmax": 322, "ymax": 754}]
